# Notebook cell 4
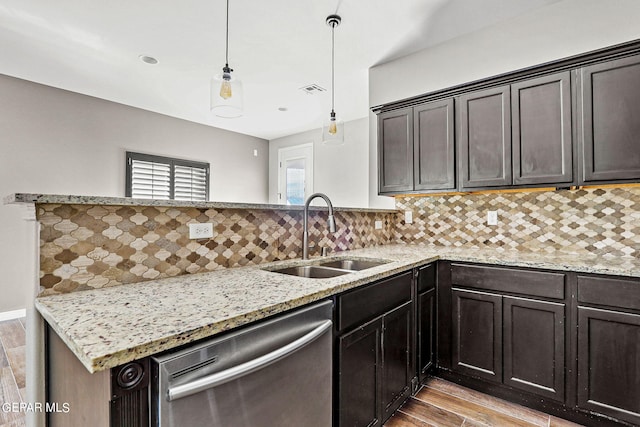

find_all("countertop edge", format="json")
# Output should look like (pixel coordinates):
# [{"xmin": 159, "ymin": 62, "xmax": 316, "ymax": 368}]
[{"xmin": 4, "ymin": 193, "xmax": 398, "ymax": 213}]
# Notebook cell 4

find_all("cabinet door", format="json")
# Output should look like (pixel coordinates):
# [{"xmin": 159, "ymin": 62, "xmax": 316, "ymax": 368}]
[
  {"xmin": 378, "ymin": 108, "xmax": 413, "ymax": 193},
  {"xmin": 338, "ymin": 317, "xmax": 383, "ymax": 427},
  {"xmin": 382, "ymin": 301, "xmax": 414, "ymax": 422},
  {"xmin": 512, "ymin": 72, "xmax": 573, "ymax": 185},
  {"xmin": 452, "ymin": 289, "xmax": 502, "ymax": 382},
  {"xmin": 577, "ymin": 307, "xmax": 640, "ymax": 425},
  {"xmin": 458, "ymin": 86, "xmax": 512, "ymax": 189},
  {"xmin": 503, "ymin": 297, "xmax": 565, "ymax": 402},
  {"xmin": 580, "ymin": 55, "xmax": 640, "ymax": 183},
  {"xmin": 417, "ymin": 288, "xmax": 435, "ymax": 383},
  {"xmin": 413, "ymin": 99, "xmax": 455, "ymax": 191}
]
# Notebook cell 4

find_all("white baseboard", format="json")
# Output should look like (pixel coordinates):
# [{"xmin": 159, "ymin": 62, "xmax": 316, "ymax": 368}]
[{"xmin": 0, "ymin": 309, "xmax": 27, "ymax": 322}]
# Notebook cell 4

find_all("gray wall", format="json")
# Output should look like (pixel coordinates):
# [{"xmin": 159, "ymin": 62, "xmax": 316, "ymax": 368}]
[
  {"xmin": 368, "ymin": 0, "xmax": 640, "ymax": 208},
  {"xmin": 268, "ymin": 117, "xmax": 369, "ymax": 208},
  {"xmin": 0, "ymin": 74, "xmax": 268, "ymax": 313}
]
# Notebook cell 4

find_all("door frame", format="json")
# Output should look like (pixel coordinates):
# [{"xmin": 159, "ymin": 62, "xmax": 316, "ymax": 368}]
[{"xmin": 277, "ymin": 143, "xmax": 314, "ymax": 205}]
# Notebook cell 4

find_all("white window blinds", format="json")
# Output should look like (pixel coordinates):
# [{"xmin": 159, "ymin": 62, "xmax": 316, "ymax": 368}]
[
  {"xmin": 126, "ymin": 152, "xmax": 209, "ymax": 201},
  {"xmin": 174, "ymin": 165, "xmax": 208, "ymax": 201}
]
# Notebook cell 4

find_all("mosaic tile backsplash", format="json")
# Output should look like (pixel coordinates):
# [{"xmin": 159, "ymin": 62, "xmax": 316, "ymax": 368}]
[
  {"xmin": 37, "ymin": 187, "xmax": 640, "ymax": 295},
  {"xmin": 37, "ymin": 205, "xmax": 395, "ymax": 295},
  {"xmin": 395, "ymin": 187, "xmax": 640, "ymax": 258}
]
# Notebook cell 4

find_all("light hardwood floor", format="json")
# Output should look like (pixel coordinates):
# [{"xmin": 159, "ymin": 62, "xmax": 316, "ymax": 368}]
[
  {"xmin": 0, "ymin": 318, "xmax": 26, "ymax": 427},
  {"xmin": 384, "ymin": 377, "xmax": 584, "ymax": 427}
]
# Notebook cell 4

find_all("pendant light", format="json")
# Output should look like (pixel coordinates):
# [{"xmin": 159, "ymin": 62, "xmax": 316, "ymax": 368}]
[
  {"xmin": 322, "ymin": 14, "xmax": 344, "ymax": 145},
  {"xmin": 211, "ymin": 0, "xmax": 243, "ymax": 118}
]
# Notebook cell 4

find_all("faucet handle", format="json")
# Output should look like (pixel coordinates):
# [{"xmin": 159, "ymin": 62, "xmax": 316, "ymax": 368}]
[{"xmin": 321, "ymin": 247, "xmax": 329, "ymax": 257}]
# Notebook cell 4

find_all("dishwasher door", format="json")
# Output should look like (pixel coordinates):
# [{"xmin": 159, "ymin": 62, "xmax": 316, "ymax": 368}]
[{"xmin": 151, "ymin": 300, "xmax": 333, "ymax": 427}]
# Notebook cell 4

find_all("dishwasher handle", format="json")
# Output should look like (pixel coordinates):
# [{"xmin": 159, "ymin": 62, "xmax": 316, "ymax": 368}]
[{"xmin": 167, "ymin": 319, "xmax": 332, "ymax": 402}]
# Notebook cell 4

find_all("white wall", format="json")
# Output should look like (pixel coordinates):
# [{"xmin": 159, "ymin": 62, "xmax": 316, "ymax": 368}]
[
  {"xmin": 268, "ymin": 117, "xmax": 370, "ymax": 208},
  {"xmin": 0, "ymin": 74, "xmax": 269, "ymax": 313},
  {"xmin": 368, "ymin": 0, "xmax": 640, "ymax": 207}
]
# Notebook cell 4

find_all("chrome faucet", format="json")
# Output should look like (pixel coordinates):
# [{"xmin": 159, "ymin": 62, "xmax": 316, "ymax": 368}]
[{"xmin": 303, "ymin": 193, "xmax": 336, "ymax": 260}]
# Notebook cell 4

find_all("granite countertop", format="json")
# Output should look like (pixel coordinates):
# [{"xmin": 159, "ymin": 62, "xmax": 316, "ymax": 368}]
[
  {"xmin": 4, "ymin": 193, "xmax": 397, "ymax": 213},
  {"xmin": 35, "ymin": 244, "xmax": 640, "ymax": 374}
]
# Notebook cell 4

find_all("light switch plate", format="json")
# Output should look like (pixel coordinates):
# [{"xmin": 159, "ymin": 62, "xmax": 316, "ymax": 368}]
[
  {"xmin": 375, "ymin": 220, "xmax": 383, "ymax": 230},
  {"xmin": 189, "ymin": 223, "xmax": 214, "ymax": 239},
  {"xmin": 405, "ymin": 210, "xmax": 413, "ymax": 224},
  {"xmin": 487, "ymin": 211, "xmax": 498, "ymax": 226}
]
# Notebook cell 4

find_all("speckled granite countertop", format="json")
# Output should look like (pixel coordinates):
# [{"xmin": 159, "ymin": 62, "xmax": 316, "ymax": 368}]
[
  {"xmin": 35, "ymin": 244, "xmax": 640, "ymax": 373},
  {"xmin": 5, "ymin": 193, "xmax": 397, "ymax": 213}
]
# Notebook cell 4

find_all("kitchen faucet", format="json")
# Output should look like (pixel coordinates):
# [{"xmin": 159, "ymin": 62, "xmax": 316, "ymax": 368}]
[{"xmin": 303, "ymin": 193, "xmax": 336, "ymax": 259}]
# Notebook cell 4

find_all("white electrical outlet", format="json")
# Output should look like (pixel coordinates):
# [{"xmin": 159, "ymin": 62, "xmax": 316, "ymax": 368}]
[
  {"xmin": 375, "ymin": 220, "xmax": 383, "ymax": 230},
  {"xmin": 405, "ymin": 210, "xmax": 413, "ymax": 224},
  {"xmin": 189, "ymin": 223, "xmax": 214, "ymax": 239},
  {"xmin": 253, "ymin": 149, "xmax": 258, "ymax": 157},
  {"xmin": 487, "ymin": 211, "xmax": 498, "ymax": 226}
]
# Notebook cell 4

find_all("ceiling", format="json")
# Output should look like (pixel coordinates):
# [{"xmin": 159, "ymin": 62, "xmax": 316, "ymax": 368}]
[{"xmin": 0, "ymin": 0, "xmax": 560, "ymax": 140}]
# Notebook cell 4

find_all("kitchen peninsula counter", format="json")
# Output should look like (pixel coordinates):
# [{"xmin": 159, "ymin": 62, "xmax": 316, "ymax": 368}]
[{"xmin": 35, "ymin": 244, "xmax": 640, "ymax": 373}]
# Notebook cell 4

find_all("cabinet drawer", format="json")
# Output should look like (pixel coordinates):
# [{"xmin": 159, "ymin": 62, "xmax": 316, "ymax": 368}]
[
  {"xmin": 451, "ymin": 264, "xmax": 565, "ymax": 299},
  {"xmin": 337, "ymin": 272, "xmax": 412, "ymax": 332},
  {"xmin": 578, "ymin": 275, "xmax": 640, "ymax": 311}
]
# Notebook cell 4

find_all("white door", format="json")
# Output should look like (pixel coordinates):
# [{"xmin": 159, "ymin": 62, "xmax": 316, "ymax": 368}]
[{"xmin": 278, "ymin": 143, "xmax": 313, "ymax": 205}]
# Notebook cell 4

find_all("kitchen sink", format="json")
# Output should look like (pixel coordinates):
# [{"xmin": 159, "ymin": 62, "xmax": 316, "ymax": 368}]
[
  {"xmin": 266, "ymin": 258, "xmax": 391, "ymax": 279},
  {"xmin": 270, "ymin": 265, "xmax": 353, "ymax": 278},
  {"xmin": 317, "ymin": 258, "xmax": 390, "ymax": 271}
]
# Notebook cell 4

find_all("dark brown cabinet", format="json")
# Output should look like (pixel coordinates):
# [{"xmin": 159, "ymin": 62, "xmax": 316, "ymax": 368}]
[
  {"xmin": 378, "ymin": 108, "xmax": 413, "ymax": 193},
  {"xmin": 576, "ymin": 275, "xmax": 640, "ymax": 425},
  {"xmin": 335, "ymin": 271, "xmax": 414, "ymax": 426},
  {"xmin": 416, "ymin": 264, "xmax": 436, "ymax": 383},
  {"xmin": 381, "ymin": 301, "xmax": 413, "ymax": 420},
  {"xmin": 376, "ymin": 44, "xmax": 640, "ymax": 194},
  {"xmin": 448, "ymin": 264, "xmax": 566, "ymax": 402},
  {"xmin": 452, "ymin": 289, "xmax": 503, "ymax": 382},
  {"xmin": 338, "ymin": 318, "xmax": 383, "ymax": 427},
  {"xmin": 512, "ymin": 72, "xmax": 573, "ymax": 185},
  {"xmin": 503, "ymin": 296, "xmax": 565, "ymax": 401},
  {"xmin": 457, "ymin": 85, "xmax": 512, "ymax": 189},
  {"xmin": 579, "ymin": 54, "xmax": 640, "ymax": 183},
  {"xmin": 413, "ymin": 99, "xmax": 455, "ymax": 191}
]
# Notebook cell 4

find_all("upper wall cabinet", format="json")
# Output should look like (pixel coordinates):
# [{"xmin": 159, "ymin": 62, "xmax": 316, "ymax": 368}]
[
  {"xmin": 414, "ymin": 99, "xmax": 456, "ymax": 191},
  {"xmin": 378, "ymin": 100, "xmax": 454, "ymax": 195},
  {"xmin": 375, "ymin": 43, "xmax": 640, "ymax": 195},
  {"xmin": 457, "ymin": 86, "xmax": 512, "ymax": 189},
  {"xmin": 512, "ymin": 72, "xmax": 573, "ymax": 185},
  {"xmin": 457, "ymin": 72, "xmax": 574, "ymax": 191},
  {"xmin": 579, "ymin": 55, "xmax": 640, "ymax": 183},
  {"xmin": 378, "ymin": 108, "xmax": 413, "ymax": 193}
]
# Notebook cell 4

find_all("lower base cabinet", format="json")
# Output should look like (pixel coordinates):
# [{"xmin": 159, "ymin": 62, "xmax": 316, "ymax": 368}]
[
  {"xmin": 576, "ymin": 275, "xmax": 640, "ymax": 426},
  {"xmin": 440, "ymin": 262, "xmax": 640, "ymax": 427},
  {"xmin": 335, "ymin": 271, "xmax": 415, "ymax": 427}
]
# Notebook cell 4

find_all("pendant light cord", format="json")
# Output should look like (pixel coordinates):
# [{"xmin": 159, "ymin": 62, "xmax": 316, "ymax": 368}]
[
  {"xmin": 225, "ymin": 0, "xmax": 230, "ymax": 66},
  {"xmin": 331, "ymin": 23, "xmax": 335, "ymax": 112}
]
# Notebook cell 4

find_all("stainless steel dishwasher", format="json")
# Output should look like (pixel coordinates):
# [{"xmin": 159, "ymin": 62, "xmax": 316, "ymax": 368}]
[{"xmin": 150, "ymin": 299, "xmax": 333, "ymax": 427}]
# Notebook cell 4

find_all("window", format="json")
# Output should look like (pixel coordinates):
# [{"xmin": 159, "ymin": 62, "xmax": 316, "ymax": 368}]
[{"xmin": 126, "ymin": 152, "xmax": 209, "ymax": 201}]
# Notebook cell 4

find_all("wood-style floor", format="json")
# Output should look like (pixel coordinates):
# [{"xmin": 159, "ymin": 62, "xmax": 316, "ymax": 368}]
[
  {"xmin": 0, "ymin": 318, "xmax": 26, "ymax": 427},
  {"xmin": 384, "ymin": 377, "xmax": 584, "ymax": 427}
]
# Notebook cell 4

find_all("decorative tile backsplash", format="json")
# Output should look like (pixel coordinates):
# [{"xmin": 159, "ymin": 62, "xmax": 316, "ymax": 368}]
[
  {"xmin": 395, "ymin": 187, "xmax": 640, "ymax": 258},
  {"xmin": 37, "ymin": 204, "xmax": 395, "ymax": 295},
  {"xmin": 36, "ymin": 186, "xmax": 640, "ymax": 295}
]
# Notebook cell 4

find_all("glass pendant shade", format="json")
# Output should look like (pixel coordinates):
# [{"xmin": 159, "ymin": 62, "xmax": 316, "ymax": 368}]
[
  {"xmin": 211, "ymin": 70, "xmax": 243, "ymax": 118},
  {"xmin": 322, "ymin": 111, "xmax": 344, "ymax": 144}
]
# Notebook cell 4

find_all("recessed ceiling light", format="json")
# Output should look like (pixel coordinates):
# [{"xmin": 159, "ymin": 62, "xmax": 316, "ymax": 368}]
[
  {"xmin": 278, "ymin": 107, "xmax": 288, "ymax": 112},
  {"xmin": 139, "ymin": 55, "xmax": 158, "ymax": 65}
]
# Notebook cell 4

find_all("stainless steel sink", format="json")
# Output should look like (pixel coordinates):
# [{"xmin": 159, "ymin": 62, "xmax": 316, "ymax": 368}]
[
  {"xmin": 266, "ymin": 257, "xmax": 391, "ymax": 279},
  {"xmin": 270, "ymin": 265, "xmax": 353, "ymax": 278},
  {"xmin": 317, "ymin": 258, "xmax": 390, "ymax": 271}
]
